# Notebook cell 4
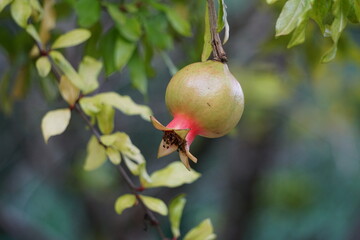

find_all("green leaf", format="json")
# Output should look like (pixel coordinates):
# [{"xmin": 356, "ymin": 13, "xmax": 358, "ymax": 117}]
[
  {"xmin": 169, "ymin": 194, "xmax": 187, "ymax": 238},
  {"xmin": 217, "ymin": 0, "xmax": 229, "ymax": 44},
  {"xmin": 50, "ymin": 51, "xmax": 86, "ymax": 90},
  {"xmin": 310, "ymin": 0, "xmax": 331, "ymax": 33},
  {"xmin": 128, "ymin": 49, "xmax": 147, "ymax": 95},
  {"xmin": 59, "ymin": 75, "xmax": 80, "ymax": 106},
  {"xmin": 0, "ymin": 0, "xmax": 12, "ymax": 13},
  {"xmin": 275, "ymin": 0, "xmax": 312, "ymax": 37},
  {"xmin": 287, "ymin": 20, "xmax": 307, "ymax": 48},
  {"xmin": 165, "ymin": 7, "xmax": 192, "ymax": 37},
  {"xmin": 321, "ymin": 0, "xmax": 348, "ymax": 63},
  {"xmin": 106, "ymin": 147, "xmax": 121, "ymax": 165},
  {"xmin": 96, "ymin": 104, "xmax": 115, "ymax": 134},
  {"xmin": 114, "ymin": 194, "xmax": 137, "ymax": 215},
  {"xmin": 26, "ymin": 24, "xmax": 41, "ymax": 44},
  {"xmin": 74, "ymin": 0, "xmax": 100, "ymax": 28},
  {"xmin": 84, "ymin": 136, "xmax": 107, "ymax": 171},
  {"xmin": 114, "ymin": 36, "xmax": 136, "ymax": 71},
  {"xmin": 354, "ymin": 0, "xmax": 360, "ymax": 22},
  {"xmin": 41, "ymin": 108, "xmax": 71, "ymax": 143},
  {"xmin": 100, "ymin": 28, "xmax": 117, "ymax": 76},
  {"xmin": 184, "ymin": 219, "xmax": 216, "ymax": 240},
  {"xmin": 143, "ymin": 162, "xmax": 201, "ymax": 188},
  {"xmin": 143, "ymin": 14, "xmax": 173, "ymax": 50},
  {"xmin": 10, "ymin": 0, "xmax": 32, "ymax": 27},
  {"xmin": 78, "ymin": 56, "xmax": 102, "ymax": 94},
  {"xmin": 139, "ymin": 195, "xmax": 168, "ymax": 216},
  {"xmin": 36, "ymin": 56, "xmax": 51, "ymax": 78},
  {"xmin": 80, "ymin": 92, "xmax": 152, "ymax": 120},
  {"xmin": 106, "ymin": 4, "xmax": 142, "ymax": 42},
  {"xmin": 201, "ymin": 3, "xmax": 212, "ymax": 62},
  {"xmin": 52, "ymin": 29, "xmax": 91, "ymax": 49}
]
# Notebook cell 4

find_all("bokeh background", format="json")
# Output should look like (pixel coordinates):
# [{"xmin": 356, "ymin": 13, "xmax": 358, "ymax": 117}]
[{"xmin": 1, "ymin": 0, "xmax": 360, "ymax": 239}]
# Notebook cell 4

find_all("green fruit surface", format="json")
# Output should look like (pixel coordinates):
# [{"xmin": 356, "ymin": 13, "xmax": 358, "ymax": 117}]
[{"xmin": 165, "ymin": 60, "xmax": 244, "ymax": 138}]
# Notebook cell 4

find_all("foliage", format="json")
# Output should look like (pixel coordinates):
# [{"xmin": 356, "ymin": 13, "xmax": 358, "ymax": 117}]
[
  {"xmin": 0, "ymin": 0, "xmax": 227, "ymax": 238},
  {"xmin": 269, "ymin": 0, "xmax": 360, "ymax": 62}
]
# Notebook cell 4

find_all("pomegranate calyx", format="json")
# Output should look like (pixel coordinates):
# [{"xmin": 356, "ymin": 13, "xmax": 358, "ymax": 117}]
[{"xmin": 150, "ymin": 116, "xmax": 197, "ymax": 170}]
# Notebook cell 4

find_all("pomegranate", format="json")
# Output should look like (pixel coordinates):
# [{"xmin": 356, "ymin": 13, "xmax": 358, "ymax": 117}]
[{"xmin": 151, "ymin": 60, "xmax": 244, "ymax": 169}]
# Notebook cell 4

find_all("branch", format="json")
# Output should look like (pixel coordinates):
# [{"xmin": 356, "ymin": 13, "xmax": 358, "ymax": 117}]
[
  {"xmin": 34, "ymin": 42, "xmax": 168, "ymax": 240},
  {"xmin": 207, "ymin": 0, "xmax": 227, "ymax": 62}
]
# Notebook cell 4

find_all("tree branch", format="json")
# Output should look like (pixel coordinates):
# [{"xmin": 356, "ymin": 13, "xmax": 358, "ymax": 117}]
[
  {"xmin": 207, "ymin": 0, "xmax": 227, "ymax": 62},
  {"xmin": 34, "ymin": 42, "xmax": 168, "ymax": 240}
]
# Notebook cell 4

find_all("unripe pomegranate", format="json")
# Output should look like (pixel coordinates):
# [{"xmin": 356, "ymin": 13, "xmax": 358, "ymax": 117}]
[{"xmin": 151, "ymin": 60, "xmax": 244, "ymax": 169}]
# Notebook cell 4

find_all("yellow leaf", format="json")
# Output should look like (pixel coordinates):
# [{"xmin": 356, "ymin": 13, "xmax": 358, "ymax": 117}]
[
  {"xmin": 184, "ymin": 219, "xmax": 216, "ymax": 240},
  {"xmin": 114, "ymin": 194, "xmax": 136, "ymax": 215},
  {"xmin": 79, "ymin": 56, "xmax": 102, "ymax": 94},
  {"xmin": 84, "ymin": 136, "xmax": 107, "ymax": 171},
  {"xmin": 59, "ymin": 75, "xmax": 80, "ymax": 106},
  {"xmin": 91, "ymin": 92, "xmax": 152, "ymax": 121},
  {"xmin": 139, "ymin": 195, "xmax": 168, "ymax": 216},
  {"xmin": 169, "ymin": 194, "xmax": 186, "ymax": 238},
  {"xmin": 96, "ymin": 104, "xmax": 115, "ymax": 134},
  {"xmin": 50, "ymin": 51, "xmax": 86, "ymax": 91},
  {"xmin": 52, "ymin": 29, "xmax": 91, "ymax": 49},
  {"xmin": 39, "ymin": 0, "xmax": 56, "ymax": 45},
  {"xmin": 143, "ymin": 162, "xmax": 201, "ymax": 188},
  {"xmin": 36, "ymin": 56, "xmax": 51, "ymax": 77},
  {"xmin": 41, "ymin": 108, "xmax": 71, "ymax": 143},
  {"xmin": 106, "ymin": 147, "xmax": 121, "ymax": 165}
]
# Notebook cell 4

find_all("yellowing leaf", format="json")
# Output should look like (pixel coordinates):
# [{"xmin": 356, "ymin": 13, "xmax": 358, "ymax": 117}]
[
  {"xmin": 101, "ymin": 132, "xmax": 145, "ymax": 164},
  {"xmin": 52, "ymin": 29, "xmax": 91, "ymax": 49},
  {"xmin": 39, "ymin": 0, "xmax": 56, "ymax": 45},
  {"xmin": 59, "ymin": 75, "xmax": 80, "ymax": 106},
  {"xmin": 201, "ymin": 3, "xmax": 212, "ymax": 62},
  {"xmin": 114, "ymin": 194, "xmax": 136, "ymax": 215},
  {"xmin": 106, "ymin": 147, "xmax": 121, "ymax": 165},
  {"xmin": 143, "ymin": 162, "xmax": 201, "ymax": 188},
  {"xmin": 96, "ymin": 104, "xmax": 115, "ymax": 134},
  {"xmin": 184, "ymin": 219, "xmax": 216, "ymax": 240},
  {"xmin": 50, "ymin": 51, "xmax": 86, "ymax": 90},
  {"xmin": 139, "ymin": 195, "xmax": 168, "ymax": 216},
  {"xmin": 91, "ymin": 92, "xmax": 152, "ymax": 121},
  {"xmin": 169, "ymin": 194, "xmax": 186, "ymax": 238},
  {"xmin": 10, "ymin": 0, "xmax": 32, "ymax": 27},
  {"xmin": 0, "ymin": 0, "xmax": 12, "ymax": 13},
  {"xmin": 79, "ymin": 97, "xmax": 102, "ymax": 116},
  {"xmin": 84, "ymin": 136, "xmax": 107, "ymax": 171},
  {"xmin": 78, "ymin": 56, "xmax": 102, "ymax": 94},
  {"xmin": 36, "ymin": 56, "xmax": 51, "ymax": 77},
  {"xmin": 41, "ymin": 108, "xmax": 71, "ymax": 143}
]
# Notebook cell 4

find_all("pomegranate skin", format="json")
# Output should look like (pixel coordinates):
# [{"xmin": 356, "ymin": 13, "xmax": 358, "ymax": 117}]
[{"xmin": 165, "ymin": 60, "xmax": 244, "ymax": 138}]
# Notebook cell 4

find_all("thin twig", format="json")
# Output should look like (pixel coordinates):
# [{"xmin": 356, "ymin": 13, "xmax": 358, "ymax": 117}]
[
  {"xmin": 34, "ymin": 40, "xmax": 168, "ymax": 240},
  {"xmin": 207, "ymin": 0, "xmax": 227, "ymax": 62}
]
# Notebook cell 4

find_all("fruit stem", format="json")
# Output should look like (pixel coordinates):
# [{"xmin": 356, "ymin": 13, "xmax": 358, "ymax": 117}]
[{"xmin": 207, "ymin": 0, "xmax": 228, "ymax": 63}]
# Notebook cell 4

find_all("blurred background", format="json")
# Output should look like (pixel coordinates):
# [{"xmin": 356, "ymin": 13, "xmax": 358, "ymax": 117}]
[{"xmin": 1, "ymin": 0, "xmax": 360, "ymax": 239}]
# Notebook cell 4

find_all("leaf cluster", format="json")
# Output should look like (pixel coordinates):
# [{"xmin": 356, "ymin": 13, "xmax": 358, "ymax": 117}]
[{"xmin": 270, "ymin": 0, "xmax": 360, "ymax": 62}]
